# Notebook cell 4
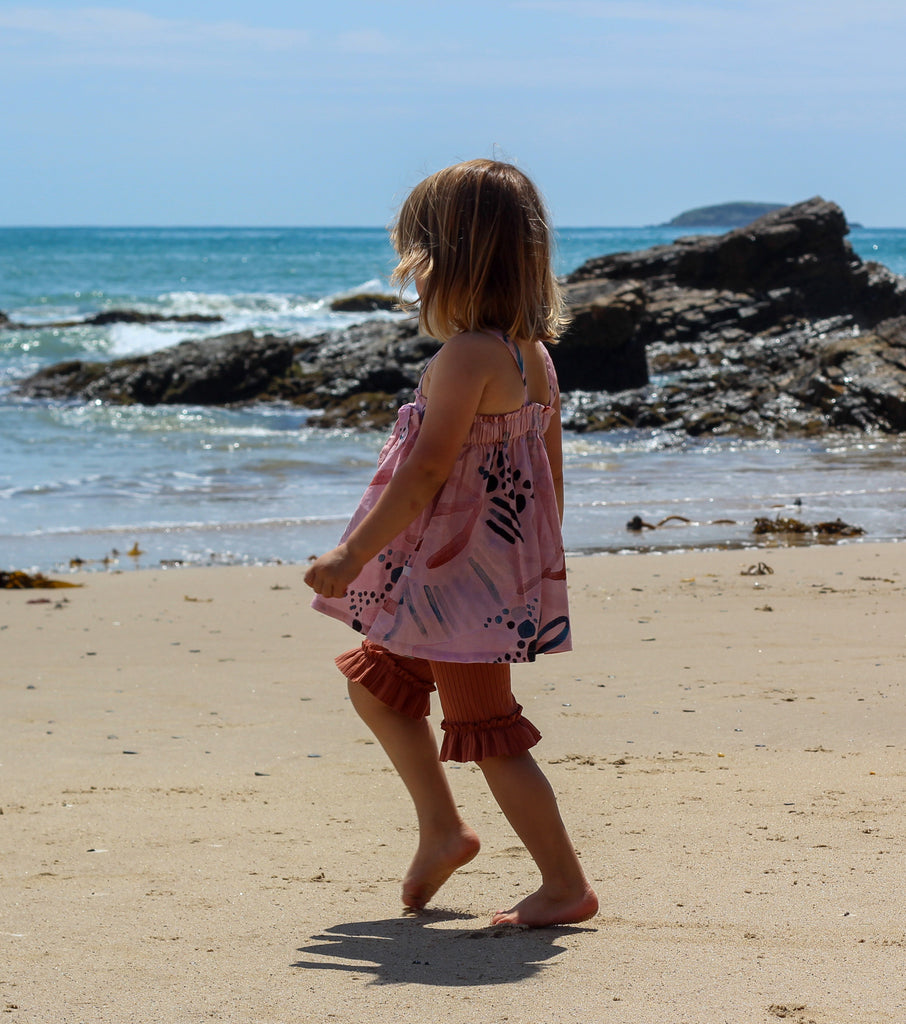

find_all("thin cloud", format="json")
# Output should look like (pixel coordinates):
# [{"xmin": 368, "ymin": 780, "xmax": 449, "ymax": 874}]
[
  {"xmin": 513, "ymin": 0, "xmax": 904, "ymax": 22},
  {"xmin": 510, "ymin": 1, "xmax": 738, "ymax": 25},
  {"xmin": 0, "ymin": 6, "xmax": 310, "ymax": 55}
]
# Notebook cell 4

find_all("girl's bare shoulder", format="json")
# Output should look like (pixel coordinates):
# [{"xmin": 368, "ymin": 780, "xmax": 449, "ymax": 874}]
[{"xmin": 421, "ymin": 331, "xmax": 521, "ymax": 409}]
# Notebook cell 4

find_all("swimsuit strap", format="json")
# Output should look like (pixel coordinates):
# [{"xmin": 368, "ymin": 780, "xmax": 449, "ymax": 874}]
[
  {"xmin": 500, "ymin": 331, "xmax": 559, "ymax": 408},
  {"xmin": 497, "ymin": 332, "xmax": 528, "ymax": 400}
]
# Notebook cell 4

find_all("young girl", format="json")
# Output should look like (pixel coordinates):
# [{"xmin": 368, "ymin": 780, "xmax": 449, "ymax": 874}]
[{"xmin": 304, "ymin": 159, "xmax": 597, "ymax": 928}]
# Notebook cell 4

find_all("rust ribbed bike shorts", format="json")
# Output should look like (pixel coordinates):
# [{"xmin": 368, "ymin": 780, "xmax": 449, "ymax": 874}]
[{"xmin": 335, "ymin": 639, "xmax": 541, "ymax": 763}]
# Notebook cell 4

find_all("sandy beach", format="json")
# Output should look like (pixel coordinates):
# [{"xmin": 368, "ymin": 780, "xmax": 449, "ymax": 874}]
[{"xmin": 2, "ymin": 541, "xmax": 904, "ymax": 1023}]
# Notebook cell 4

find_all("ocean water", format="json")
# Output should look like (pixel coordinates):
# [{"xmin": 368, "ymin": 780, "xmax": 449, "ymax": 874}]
[{"xmin": 2, "ymin": 225, "xmax": 905, "ymax": 573}]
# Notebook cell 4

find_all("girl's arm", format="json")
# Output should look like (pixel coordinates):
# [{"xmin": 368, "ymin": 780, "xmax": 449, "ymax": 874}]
[{"xmin": 304, "ymin": 334, "xmax": 494, "ymax": 598}]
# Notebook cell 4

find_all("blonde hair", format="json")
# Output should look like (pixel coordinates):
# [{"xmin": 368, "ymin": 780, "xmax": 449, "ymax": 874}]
[{"xmin": 389, "ymin": 159, "xmax": 569, "ymax": 343}]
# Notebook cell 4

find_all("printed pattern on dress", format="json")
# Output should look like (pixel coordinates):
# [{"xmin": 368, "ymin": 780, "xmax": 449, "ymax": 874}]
[{"xmin": 311, "ymin": 337, "xmax": 571, "ymax": 663}]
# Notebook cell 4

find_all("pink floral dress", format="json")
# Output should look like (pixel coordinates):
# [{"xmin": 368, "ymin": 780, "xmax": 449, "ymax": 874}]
[{"xmin": 311, "ymin": 333, "xmax": 571, "ymax": 664}]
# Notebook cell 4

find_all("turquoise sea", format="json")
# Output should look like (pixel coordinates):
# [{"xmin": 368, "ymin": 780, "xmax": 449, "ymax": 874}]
[{"xmin": 2, "ymin": 225, "xmax": 905, "ymax": 573}]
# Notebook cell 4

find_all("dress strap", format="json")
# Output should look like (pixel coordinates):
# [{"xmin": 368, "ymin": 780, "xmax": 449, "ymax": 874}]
[{"xmin": 415, "ymin": 351, "xmax": 439, "ymax": 395}]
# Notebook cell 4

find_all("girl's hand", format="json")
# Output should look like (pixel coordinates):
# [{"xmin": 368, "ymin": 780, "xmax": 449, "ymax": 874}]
[{"xmin": 303, "ymin": 543, "xmax": 363, "ymax": 598}]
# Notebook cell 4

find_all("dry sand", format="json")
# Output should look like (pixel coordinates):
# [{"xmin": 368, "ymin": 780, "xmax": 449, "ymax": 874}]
[{"xmin": 2, "ymin": 542, "xmax": 905, "ymax": 1023}]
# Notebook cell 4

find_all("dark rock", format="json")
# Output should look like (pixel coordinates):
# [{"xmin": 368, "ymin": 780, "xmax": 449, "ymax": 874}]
[
  {"xmin": 281, "ymin": 318, "xmax": 439, "ymax": 424},
  {"xmin": 561, "ymin": 314, "xmax": 906, "ymax": 437},
  {"xmin": 0, "ymin": 309, "xmax": 223, "ymax": 330},
  {"xmin": 555, "ymin": 282, "xmax": 649, "ymax": 391},
  {"xmin": 19, "ymin": 331, "xmax": 294, "ymax": 405},
  {"xmin": 84, "ymin": 310, "xmax": 224, "ymax": 326},
  {"xmin": 553, "ymin": 198, "xmax": 906, "ymax": 437},
  {"xmin": 565, "ymin": 198, "xmax": 886, "ymax": 317},
  {"xmin": 329, "ymin": 293, "xmax": 399, "ymax": 313}
]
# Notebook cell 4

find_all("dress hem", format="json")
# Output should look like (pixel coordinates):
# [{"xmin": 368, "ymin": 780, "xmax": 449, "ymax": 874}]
[{"xmin": 310, "ymin": 598, "xmax": 571, "ymax": 663}]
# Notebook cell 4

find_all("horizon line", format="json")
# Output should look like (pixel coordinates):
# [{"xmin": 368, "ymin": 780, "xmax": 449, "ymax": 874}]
[{"xmin": 0, "ymin": 222, "xmax": 900, "ymax": 231}]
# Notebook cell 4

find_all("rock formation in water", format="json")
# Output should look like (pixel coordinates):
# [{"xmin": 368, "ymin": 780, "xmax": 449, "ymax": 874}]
[
  {"xmin": 20, "ymin": 331, "xmax": 293, "ymax": 406},
  {"xmin": 14, "ymin": 197, "xmax": 906, "ymax": 436},
  {"xmin": 557, "ymin": 197, "xmax": 906, "ymax": 434},
  {"xmin": 1, "ymin": 309, "xmax": 223, "ymax": 330}
]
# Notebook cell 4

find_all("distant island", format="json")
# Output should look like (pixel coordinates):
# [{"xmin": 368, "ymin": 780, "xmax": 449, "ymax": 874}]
[{"xmin": 665, "ymin": 202, "xmax": 786, "ymax": 228}]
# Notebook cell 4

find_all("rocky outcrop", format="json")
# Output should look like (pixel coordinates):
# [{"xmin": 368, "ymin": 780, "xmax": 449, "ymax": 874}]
[
  {"xmin": 555, "ymin": 198, "xmax": 906, "ymax": 435},
  {"xmin": 278, "ymin": 319, "xmax": 439, "ymax": 428},
  {"xmin": 13, "ymin": 198, "xmax": 906, "ymax": 436},
  {"xmin": 1, "ymin": 309, "xmax": 223, "ymax": 330},
  {"xmin": 562, "ymin": 315, "xmax": 906, "ymax": 436},
  {"xmin": 564, "ymin": 197, "xmax": 903, "ymax": 324},
  {"xmin": 14, "ymin": 316, "xmax": 436, "ymax": 428},
  {"xmin": 20, "ymin": 331, "xmax": 293, "ymax": 406},
  {"xmin": 329, "ymin": 293, "xmax": 399, "ymax": 313},
  {"xmin": 554, "ymin": 281, "xmax": 649, "ymax": 392}
]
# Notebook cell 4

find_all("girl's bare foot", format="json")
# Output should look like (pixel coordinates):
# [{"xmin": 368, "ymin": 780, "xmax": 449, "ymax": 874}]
[
  {"xmin": 402, "ymin": 825, "xmax": 481, "ymax": 909},
  {"xmin": 490, "ymin": 883, "xmax": 598, "ymax": 928}
]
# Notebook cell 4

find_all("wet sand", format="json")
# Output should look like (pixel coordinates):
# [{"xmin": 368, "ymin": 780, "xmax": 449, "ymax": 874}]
[{"xmin": 2, "ymin": 542, "xmax": 904, "ymax": 1023}]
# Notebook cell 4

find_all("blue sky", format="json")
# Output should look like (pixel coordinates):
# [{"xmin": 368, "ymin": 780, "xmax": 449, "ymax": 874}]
[{"xmin": 2, "ymin": 1, "xmax": 904, "ymax": 226}]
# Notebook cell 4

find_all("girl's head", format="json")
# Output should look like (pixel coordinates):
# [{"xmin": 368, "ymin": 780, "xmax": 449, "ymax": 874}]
[{"xmin": 390, "ymin": 159, "xmax": 569, "ymax": 343}]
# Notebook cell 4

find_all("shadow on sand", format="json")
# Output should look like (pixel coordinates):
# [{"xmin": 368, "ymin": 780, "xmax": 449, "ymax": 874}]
[{"xmin": 293, "ymin": 908, "xmax": 594, "ymax": 986}]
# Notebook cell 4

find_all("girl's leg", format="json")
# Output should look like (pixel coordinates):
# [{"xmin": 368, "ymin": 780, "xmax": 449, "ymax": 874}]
[
  {"xmin": 478, "ymin": 751, "xmax": 598, "ymax": 927},
  {"xmin": 346, "ymin": 679, "xmax": 480, "ymax": 909},
  {"xmin": 430, "ymin": 660, "xmax": 597, "ymax": 928}
]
